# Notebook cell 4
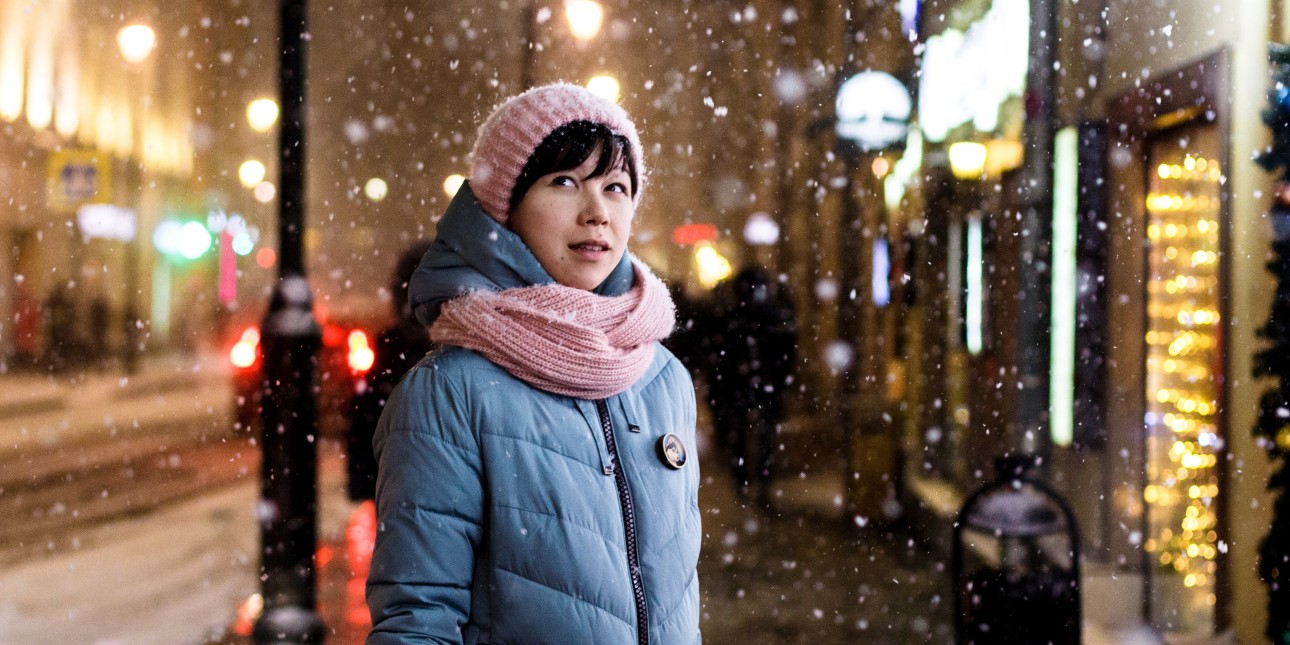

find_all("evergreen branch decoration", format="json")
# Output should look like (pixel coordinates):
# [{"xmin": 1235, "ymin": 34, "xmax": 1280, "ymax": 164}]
[{"xmin": 1256, "ymin": 43, "xmax": 1290, "ymax": 645}]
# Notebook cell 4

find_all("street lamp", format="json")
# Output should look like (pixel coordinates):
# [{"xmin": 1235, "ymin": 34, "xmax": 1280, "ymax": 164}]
[
  {"xmin": 116, "ymin": 24, "xmax": 156, "ymax": 64},
  {"xmin": 443, "ymin": 173, "xmax": 465, "ymax": 198},
  {"xmin": 363, "ymin": 177, "xmax": 388, "ymax": 202},
  {"xmin": 948, "ymin": 141, "xmax": 988, "ymax": 180},
  {"xmin": 247, "ymin": 97, "xmax": 280, "ymax": 133},
  {"xmin": 564, "ymin": 0, "xmax": 604, "ymax": 42},
  {"xmin": 117, "ymin": 23, "xmax": 155, "ymax": 374},
  {"xmin": 585, "ymin": 74, "xmax": 619, "ymax": 102},
  {"xmin": 239, "ymin": 159, "xmax": 267, "ymax": 188}
]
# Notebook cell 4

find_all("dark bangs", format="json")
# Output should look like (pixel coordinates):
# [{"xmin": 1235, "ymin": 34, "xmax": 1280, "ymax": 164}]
[{"xmin": 508, "ymin": 120, "xmax": 637, "ymax": 214}]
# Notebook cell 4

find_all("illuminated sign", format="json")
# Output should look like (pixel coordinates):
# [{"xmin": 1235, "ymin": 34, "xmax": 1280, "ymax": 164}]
[
  {"xmin": 917, "ymin": 0, "xmax": 1029, "ymax": 143},
  {"xmin": 48, "ymin": 149, "xmax": 111, "ymax": 212},
  {"xmin": 672, "ymin": 223, "xmax": 719, "ymax": 246},
  {"xmin": 835, "ymin": 71, "xmax": 911, "ymax": 151},
  {"xmin": 76, "ymin": 204, "xmax": 136, "ymax": 242}
]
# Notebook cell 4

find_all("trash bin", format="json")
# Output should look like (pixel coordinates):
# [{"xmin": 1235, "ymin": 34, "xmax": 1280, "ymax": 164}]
[{"xmin": 952, "ymin": 454, "xmax": 1081, "ymax": 644}]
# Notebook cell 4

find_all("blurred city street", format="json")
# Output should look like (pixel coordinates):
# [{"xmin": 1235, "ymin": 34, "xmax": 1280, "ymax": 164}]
[{"xmin": 0, "ymin": 351, "xmax": 258, "ymax": 644}]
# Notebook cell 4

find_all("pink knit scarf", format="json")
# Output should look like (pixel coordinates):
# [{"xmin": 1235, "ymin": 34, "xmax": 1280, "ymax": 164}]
[{"xmin": 430, "ymin": 260, "xmax": 676, "ymax": 399}]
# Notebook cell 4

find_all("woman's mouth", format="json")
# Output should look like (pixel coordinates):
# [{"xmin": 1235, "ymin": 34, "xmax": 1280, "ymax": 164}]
[{"xmin": 569, "ymin": 240, "xmax": 611, "ymax": 258}]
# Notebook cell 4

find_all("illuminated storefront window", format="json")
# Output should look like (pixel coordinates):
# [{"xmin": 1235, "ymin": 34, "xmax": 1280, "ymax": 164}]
[{"xmin": 1143, "ymin": 124, "xmax": 1222, "ymax": 634}]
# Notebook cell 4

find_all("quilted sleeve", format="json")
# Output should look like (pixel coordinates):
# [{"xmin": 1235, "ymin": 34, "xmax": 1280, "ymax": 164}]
[{"xmin": 366, "ymin": 360, "xmax": 482, "ymax": 644}]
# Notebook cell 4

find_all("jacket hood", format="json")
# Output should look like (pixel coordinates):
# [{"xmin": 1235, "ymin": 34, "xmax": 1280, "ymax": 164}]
[{"xmin": 409, "ymin": 181, "xmax": 635, "ymax": 326}]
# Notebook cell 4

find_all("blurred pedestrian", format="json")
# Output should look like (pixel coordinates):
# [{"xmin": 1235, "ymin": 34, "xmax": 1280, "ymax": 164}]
[
  {"xmin": 345, "ymin": 239, "xmax": 434, "ymax": 502},
  {"xmin": 13, "ymin": 282, "xmax": 40, "ymax": 366},
  {"xmin": 366, "ymin": 83, "xmax": 700, "ymax": 644},
  {"xmin": 88, "ymin": 293, "xmax": 111, "ymax": 370},
  {"xmin": 708, "ymin": 266, "xmax": 797, "ymax": 505},
  {"xmin": 44, "ymin": 283, "xmax": 76, "ymax": 372}
]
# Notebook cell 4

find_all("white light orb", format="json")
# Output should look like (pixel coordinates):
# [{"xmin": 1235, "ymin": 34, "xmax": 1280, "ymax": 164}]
[
  {"xmin": 246, "ymin": 98, "xmax": 280, "ymax": 133},
  {"xmin": 117, "ymin": 25, "xmax": 156, "ymax": 64},
  {"xmin": 238, "ymin": 159, "xmax": 266, "ymax": 188},
  {"xmin": 364, "ymin": 177, "xmax": 389, "ymax": 202}
]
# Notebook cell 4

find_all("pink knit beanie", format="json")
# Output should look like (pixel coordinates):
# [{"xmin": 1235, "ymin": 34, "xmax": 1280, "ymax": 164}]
[{"xmin": 469, "ymin": 83, "xmax": 645, "ymax": 224}]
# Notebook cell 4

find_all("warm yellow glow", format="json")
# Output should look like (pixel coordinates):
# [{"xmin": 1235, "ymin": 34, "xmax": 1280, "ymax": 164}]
[
  {"xmin": 113, "ymin": 100, "xmax": 132, "ymax": 157},
  {"xmin": 443, "ymin": 174, "xmax": 465, "ymax": 198},
  {"xmin": 0, "ymin": 2, "xmax": 27, "ymax": 122},
  {"xmin": 116, "ymin": 24, "xmax": 156, "ymax": 64},
  {"xmin": 364, "ymin": 177, "xmax": 389, "ymax": 202},
  {"xmin": 871, "ymin": 157, "xmax": 891, "ymax": 178},
  {"xmin": 984, "ymin": 138, "xmax": 1023, "ymax": 175},
  {"xmin": 54, "ymin": 37, "xmax": 79, "ymax": 136},
  {"xmin": 247, "ymin": 98, "xmax": 279, "ymax": 132},
  {"xmin": 586, "ymin": 75, "xmax": 620, "ymax": 102},
  {"xmin": 948, "ymin": 141, "xmax": 987, "ymax": 180},
  {"xmin": 565, "ymin": 0, "xmax": 605, "ymax": 41},
  {"xmin": 25, "ymin": 14, "xmax": 53, "ymax": 130},
  {"xmin": 694, "ymin": 242, "xmax": 732, "ymax": 289},
  {"xmin": 239, "ymin": 159, "xmax": 267, "ymax": 188},
  {"xmin": 1145, "ymin": 147, "xmax": 1222, "ymax": 613}
]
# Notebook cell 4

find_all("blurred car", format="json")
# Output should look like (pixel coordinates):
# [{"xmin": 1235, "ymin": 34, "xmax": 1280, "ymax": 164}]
[{"xmin": 227, "ymin": 311, "xmax": 381, "ymax": 436}]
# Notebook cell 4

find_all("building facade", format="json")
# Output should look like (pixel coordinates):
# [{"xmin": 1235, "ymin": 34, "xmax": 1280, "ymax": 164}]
[
  {"xmin": 880, "ymin": 0, "xmax": 1284, "ymax": 641},
  {"xmin": 0, "ymin": 0, "xmax": 278, "ymax": 368}
]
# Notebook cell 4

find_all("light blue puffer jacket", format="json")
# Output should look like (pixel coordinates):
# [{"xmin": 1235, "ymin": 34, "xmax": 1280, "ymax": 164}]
[{"xmin": 366, "ymin": 184, "xmax": 702, "ymax": 645}]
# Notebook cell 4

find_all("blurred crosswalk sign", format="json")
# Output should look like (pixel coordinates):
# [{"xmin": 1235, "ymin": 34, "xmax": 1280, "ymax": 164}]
[{"xmin": 48, "ymin": 149, "xmax": 111, "ymax": 212}]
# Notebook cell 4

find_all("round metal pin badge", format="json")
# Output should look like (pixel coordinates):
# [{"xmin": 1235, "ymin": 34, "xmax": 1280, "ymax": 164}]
[{"xmin": 657, "ymin": 433, "xmax": 687, "ymax": 469}]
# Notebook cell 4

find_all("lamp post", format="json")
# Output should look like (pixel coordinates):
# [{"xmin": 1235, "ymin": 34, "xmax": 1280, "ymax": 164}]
[
  {"xmin": 116, "ymin": 23, "xmax": 155, "ymax": 375},
  {"xmin": 252, "ymin": 0, "xmax": 324, "ymax": 642}
]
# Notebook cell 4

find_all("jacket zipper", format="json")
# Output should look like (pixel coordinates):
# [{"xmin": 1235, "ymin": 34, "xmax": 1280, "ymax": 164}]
[{"xmin": 596, "ymin": 399, "xmax": 649, "ymax": 645}]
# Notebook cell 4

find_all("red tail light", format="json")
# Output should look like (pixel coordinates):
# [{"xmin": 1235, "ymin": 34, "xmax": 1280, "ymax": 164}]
[
  {"xmin": 229, "ymin": 326, "xmax": 260, "ymax": 369},
  {"xmin": 347, "ymin": 329, "xmax": 375, "ymax": 373},
  {"xmin": 322, "ymin": 323, "xmax": 346, "ymax": 348}
]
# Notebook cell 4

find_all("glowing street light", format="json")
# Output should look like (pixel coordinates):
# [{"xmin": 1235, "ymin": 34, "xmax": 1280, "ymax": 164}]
[
  {"xmin": 364, "ymin": 177, "xmax": 388, "ymax": 202},
  {"xmin": 694, "ymin": 242, "xmax": 732, "ymax": 289},
  {"xmin": 239, "ymin": 159, "xmax": 267, "ymax": 188},
  {"xmin": 117, "ymin": 24, "xmax": 156, "ymax": 64},
  {"xmin": 247, "ymin": 97, "xmax": 280, "ymax": 132},
  {"xmin": 948, "ymin": 141, "xmax": 988, "ymax": 180},
  {"xmin": 586, "ymin": 75, "xmax": 620, "ymax": 102},
  {"xmin": 565, "ymin": 0, "xmax": 604, "ymax": 41},
  {"xmin": 444, "ymin": 174, "xmax": 465, "ymax": 198}
]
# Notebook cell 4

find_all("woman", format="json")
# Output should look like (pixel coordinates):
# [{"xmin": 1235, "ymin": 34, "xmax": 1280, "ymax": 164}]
[{"xmin": 366, "ymin": 83, "xmax": 701, "ymax": 645}]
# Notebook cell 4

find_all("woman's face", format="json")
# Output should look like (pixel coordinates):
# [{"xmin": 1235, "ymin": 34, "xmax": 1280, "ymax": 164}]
[{"xmin": 509, "ymin": 147, "xmax": 634, "ymax": 291}]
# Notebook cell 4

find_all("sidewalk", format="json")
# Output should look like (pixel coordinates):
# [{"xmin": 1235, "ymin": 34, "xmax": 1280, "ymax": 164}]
[
  {"xmin": 0, "ymin": 350, "xmax": 230, "ymax": 418},
  {"xmin": 0, "ymin": 350, "xmax": 234, "ymax": 469}
]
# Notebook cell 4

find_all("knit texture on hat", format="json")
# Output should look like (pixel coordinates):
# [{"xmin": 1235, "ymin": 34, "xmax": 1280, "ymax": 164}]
[
  {"xmin": 469, "ymin": 83, "xmax": 645, "ymax": 224},
  {"xmin": 429, "ymin": 259, "xmax": 674, "ymax": 399}
]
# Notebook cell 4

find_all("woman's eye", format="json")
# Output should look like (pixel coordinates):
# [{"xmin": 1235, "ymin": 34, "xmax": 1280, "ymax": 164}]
[
  {"xmin": 606, "ymin": 182, "xmax": 628, "ymax": 194},
  {"xmin": 550, "ymin": 175, "xmax": 575, "ymax": 187}
]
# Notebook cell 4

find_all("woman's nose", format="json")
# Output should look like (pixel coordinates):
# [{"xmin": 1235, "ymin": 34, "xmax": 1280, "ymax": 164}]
[{"xmin": 582, "ymin": 194, "xmax": 609, "ymax": 225}]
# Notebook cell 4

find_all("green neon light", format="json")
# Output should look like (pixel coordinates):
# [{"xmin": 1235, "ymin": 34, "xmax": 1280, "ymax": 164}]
[{"xmin": 1050, "ymin": 126, "xmax": 1079, "ymax": 447}]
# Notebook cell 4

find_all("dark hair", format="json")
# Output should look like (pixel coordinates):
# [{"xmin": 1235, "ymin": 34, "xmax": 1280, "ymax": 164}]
[{"xmin": 508, "ymin": 120, "xmax": 638, "ymax": 215}]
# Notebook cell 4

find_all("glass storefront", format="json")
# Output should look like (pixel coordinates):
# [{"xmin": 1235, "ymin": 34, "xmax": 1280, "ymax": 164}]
[{"xmin": 1142, "ymin": 123, "xmax": 1223, "ymax": 634}]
